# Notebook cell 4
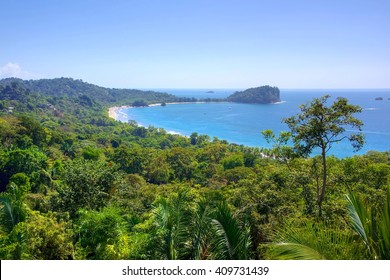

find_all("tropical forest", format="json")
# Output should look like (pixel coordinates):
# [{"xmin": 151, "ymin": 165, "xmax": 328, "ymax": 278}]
[{"xmin": 0, "ymin": 78, "xmax": 389, "ymax": 260}]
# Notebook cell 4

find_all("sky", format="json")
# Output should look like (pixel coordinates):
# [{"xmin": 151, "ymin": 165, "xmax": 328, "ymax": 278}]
[{"xmin": 0, "ymin": 0, "xmax": 389, "ymax": 89}]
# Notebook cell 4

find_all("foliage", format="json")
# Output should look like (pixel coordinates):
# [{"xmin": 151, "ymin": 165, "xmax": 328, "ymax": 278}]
[
  {"xmin": 283, "ymin": 95, "xmax": 365, "ymax": 216},
  {"xmin": 0, "ymin": 148, "xmax": 48, "ymax": 191},
  {"xmin": 166, "ymin": 147, "xmax": 197, "ymax": 181},
  {"xmin": 13, "ymin": 211, "xmax": 74, "ymax": 259},
  {"xmin": 152, "ymin": 190, "xmax": 191, "ymax": 260},
  {"xmin": 0, "ymin": 115, "xmax": 24, "ymax": 148},
  {"xmin": 132, "ymin": 100, "xmax": 148, "ymax": 107},
  {"xmin": 346, "ymin": 187, "xmax": 390, "ymax": 259},
  {"xmin": 268, "ymin": 188, "xmax": 390, "ymax": 260},
  {"xmin": 82, "ymin": 146, "xmax": 102, "ymax": 160},
  {"xmin": 145, "ymin": 152, "xmax": 172, "ymax": 184},
  {"xmin": 75, "ymin": 207, "xmax": 128, "ymax": 259},
  {"xmin": 261, "ymin": 129, "xmax": 296, "ymax": 163},
  {"xmin": 227, "ymin": 86, "xmax": 280, "ymax": 104},
  {"xmin": 1, "ymin": 77, "xmax": 389, "ymax": 260},
  {"xmin": 210, "ymin": 203, "xmax": 252, "ymax": 259},
  {"xmin": 0, "ymin": 183, "xmax": 29, "ymax": 234},
  {"xmin": 54, "ymin": 159, "xmax": 119, "ymax": 216},
  {"xmin": 150, "ymin": 191, "xmax": 252, "ymax": 260},
  {"xmin": 284, "ymin": 95, "xmax": 365, "ymax": 156},
  {"xmin": 222, "ymin": 154, "xmax": 244, "ymax": 170},
  {"xmin": 268, "ymin": 220, "xmax": 365, "ymax": 260}
]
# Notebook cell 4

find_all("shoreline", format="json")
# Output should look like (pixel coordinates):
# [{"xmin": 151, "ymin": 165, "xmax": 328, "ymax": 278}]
[
  {"xmin": 108, "ymin": 105, "xmax": 131, "ymax": 119},
  {"xmin": 108, "ymin": 101, "xmax": 213, "ymax": 120},
  {"xmin": 106, "ymin": 99, "xmax": 386, "ymax": 158},
  {"xmin": 107, "ymin": 100, "xmax": 283, "ymax": 121}
]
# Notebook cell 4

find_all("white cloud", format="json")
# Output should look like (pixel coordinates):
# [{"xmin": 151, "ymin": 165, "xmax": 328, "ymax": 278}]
[{"xmin": 0, "ymin": 62, "xmax": 38, "ymax": 79}]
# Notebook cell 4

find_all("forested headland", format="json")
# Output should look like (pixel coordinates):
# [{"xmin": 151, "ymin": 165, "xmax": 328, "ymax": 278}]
[
  {"xmin": 0, "ymin": 78, "xmax": 389, "ymax": 260},
  {"xmin": 227, "ymin": 86, "xmax": 281, "ymax": 104}
]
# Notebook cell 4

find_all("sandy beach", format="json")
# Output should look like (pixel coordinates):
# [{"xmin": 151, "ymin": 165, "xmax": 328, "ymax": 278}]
[{"xmin": 108, "ymin": 105, "xmax": 131, "ymax": 120}]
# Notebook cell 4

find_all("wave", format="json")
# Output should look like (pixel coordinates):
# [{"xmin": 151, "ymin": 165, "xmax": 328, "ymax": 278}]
[
  {"xmin": 273, "ymin": 100, "xmax": 287, "ymax": 104},
  {"xmin": 364, "ymin": 107, "xmax": 379, "ymax": 111},
  {"xmin": 347, "ymin": 129, "xmax": 390, "ymax": 135},
  {"xmin": 167, "ymin": 130, "xmax": 182, "ymax": 135}
]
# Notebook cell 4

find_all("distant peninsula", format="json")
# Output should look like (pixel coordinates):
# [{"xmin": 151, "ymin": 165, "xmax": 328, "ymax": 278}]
[{"xmin": 227, "ymin": 86, "xmax": 281, "ymax": 104}]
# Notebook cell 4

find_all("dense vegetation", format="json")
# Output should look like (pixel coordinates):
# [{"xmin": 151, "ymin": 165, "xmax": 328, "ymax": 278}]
[
  {"xmin": 227, "ymin": 86, "xmax": 281, "ymax": 104},
  {"xmin": 0, "ymin": 78, "xmax": 224, "ymax": 108},
  {"xmin": 0, "ymin": 78, "xmax": 389, "ymax": 260}
]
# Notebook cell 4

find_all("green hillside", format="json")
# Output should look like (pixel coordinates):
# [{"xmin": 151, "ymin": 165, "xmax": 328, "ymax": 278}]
[
  {"xmin": 227, "ymin": 86, "xmax": 281, "ymax": 104},
  {"xmin": 0, "ymin": 78, "xmax": 389, "ymax": 260}
]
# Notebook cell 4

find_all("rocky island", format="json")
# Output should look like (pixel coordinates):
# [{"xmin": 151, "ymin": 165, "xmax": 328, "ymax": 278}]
[{"xmin": 227, "ymin": 85, "xmax": 281, "ymax": 104}]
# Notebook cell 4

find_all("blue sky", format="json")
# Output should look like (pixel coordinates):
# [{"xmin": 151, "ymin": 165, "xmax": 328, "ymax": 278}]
[{"xmin": 0, "ymin": 0, "xmax": 389, "ymax": 88}]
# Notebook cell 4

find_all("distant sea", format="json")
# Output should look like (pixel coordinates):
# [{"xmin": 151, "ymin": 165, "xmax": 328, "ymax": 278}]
[{"xmin": 116, "ymin": 89, "xmax": 390, "ymax": 158}]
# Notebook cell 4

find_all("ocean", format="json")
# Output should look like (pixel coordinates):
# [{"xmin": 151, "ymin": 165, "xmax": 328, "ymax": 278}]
[{"xmin": 116, "ymin": 89, "xmax": 390, "ymax": 158}]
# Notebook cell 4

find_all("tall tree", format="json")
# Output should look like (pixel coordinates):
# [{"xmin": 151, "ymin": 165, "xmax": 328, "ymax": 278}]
[{"xmin": 284, "ymin": 95, "xmax": 364, "ymax": 216}]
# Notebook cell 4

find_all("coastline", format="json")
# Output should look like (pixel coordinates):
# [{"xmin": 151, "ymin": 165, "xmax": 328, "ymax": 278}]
[
  {"xmin": 105, "ymin": 92, "xmax": 390, "ymax": 157},
  {"xmin": 108, "ymin": 101, "xmax": 210, "ymax": 120},
  {"xmin": 108, "ymin": 105, "xmax": 130, "ymax": 120},
  {"xmin": 107, "ymin": 100, "xmax": 281, "ymax": 121}
]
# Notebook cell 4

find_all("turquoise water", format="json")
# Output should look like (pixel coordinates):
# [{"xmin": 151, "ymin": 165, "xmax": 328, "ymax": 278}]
[{"xmin": 117, "ymin": 89, "xmax": 390, "ymax": 157}]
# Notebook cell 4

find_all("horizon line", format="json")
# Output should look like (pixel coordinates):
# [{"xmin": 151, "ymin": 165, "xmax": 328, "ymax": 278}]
[{"xmin": 1, "ymin": 76, "xmax": 390, "ymax": 91}]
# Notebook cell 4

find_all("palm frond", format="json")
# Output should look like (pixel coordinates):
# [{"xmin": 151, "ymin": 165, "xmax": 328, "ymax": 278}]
[
  {"xmin": 0, "ymin": 196, "xmax": 18, "ymax": 233},
  {"xmin": 187, "ymin": 199, "xmax": 212, "ymax": 260},
  {"xmin": 346, "ymin": 193, "xmax": 370, "ymax": 249},
  {"xmin": 378, "ymin": 187, "xmax": 390, "ymax": 259},
  {"xmin": 270, "ymin": 242, "xmax": 325, "ymax": 260},
  {"xmin": 239, "ymin": 221, "xmax": 252, "ymax": 260},
  {"xmin": 151, "ymin": 190, "xmax": 191, "ymax": 260},
  {"xmin": 211, "ymin": 218, "xmax": 235, "ymax": 259},
  {"xmin": 268, "ymin": 221, "xmax": 361, "ymax": 260},
  {"xmin": 210, "ymin": 203, "xmax": 251, "ymax": 260}
]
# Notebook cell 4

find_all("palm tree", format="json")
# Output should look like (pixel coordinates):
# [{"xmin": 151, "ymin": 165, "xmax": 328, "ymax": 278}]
[
  {"xmin": 0, "ymin": 183, "xmax": 28, "ymax": 259},
  {"xmin": 0, "ymin": 183, "xmax": 27, "ymax": 233},
  {"xmin": 152, "ymin": 191, "xmax": 189, "ymax": 260},
  {"xmin": 152, "ymin": 193, "xmax": 252, "ymax": 260},
  {"xmin": 186, "ymin": 199, "xmax": 212, "ymax": 260}
]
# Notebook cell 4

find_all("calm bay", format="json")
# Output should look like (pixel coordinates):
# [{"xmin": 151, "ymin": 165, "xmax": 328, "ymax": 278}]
[{"xmin": 116, "ymin": 89, "xmax": 390, "ymax": 158}]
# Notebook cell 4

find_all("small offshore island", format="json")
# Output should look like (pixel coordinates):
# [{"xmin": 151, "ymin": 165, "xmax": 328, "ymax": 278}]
[{"xmin": 227, "ymin": 86, "xmax": 281, "ymax": 104}]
